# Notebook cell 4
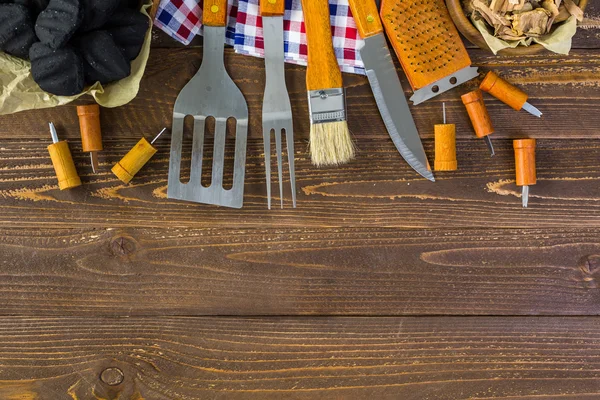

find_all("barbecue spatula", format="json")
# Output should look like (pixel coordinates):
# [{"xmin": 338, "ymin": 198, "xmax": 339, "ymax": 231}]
[{"xmin": 168, "ymin": 0, "xmax": 248, "ymax": 209}]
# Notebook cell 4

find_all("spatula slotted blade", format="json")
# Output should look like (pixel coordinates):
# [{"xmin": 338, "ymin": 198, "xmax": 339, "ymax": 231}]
[{"xmin": 167, "ymin": 25, "xmax": 248, "ymax": 209}]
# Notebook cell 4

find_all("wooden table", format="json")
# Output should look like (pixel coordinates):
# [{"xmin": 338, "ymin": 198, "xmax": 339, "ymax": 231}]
[{"xmin": 1, "ymin": 7, "xmax": 600, "ymax": 398}]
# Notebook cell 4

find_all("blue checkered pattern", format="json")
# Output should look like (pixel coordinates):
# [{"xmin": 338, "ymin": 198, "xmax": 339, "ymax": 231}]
[{"xmin": 154, "ymin": 0, "xmax": 365, "ymax": 74}]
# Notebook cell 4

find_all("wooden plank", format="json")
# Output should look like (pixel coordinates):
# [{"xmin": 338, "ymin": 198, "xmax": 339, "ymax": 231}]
[
  {"xmin": 0, "ymin": 227, "xmax": 598, "ymax": 315},
  {"xmin": 0, "ymin": 138, "xmax": 599, "ymax": 229},
  {"xmin": 1, "ymin": 48, "xmax": 599, "ymax": 141},
  {"xmin": 1, "ymin": 316, "xmax": 600, "ymax": 399}
]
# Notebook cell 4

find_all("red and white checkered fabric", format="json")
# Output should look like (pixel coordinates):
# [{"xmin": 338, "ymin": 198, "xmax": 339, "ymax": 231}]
[{"xmin": 154, "ymin": 0, "xmax": 365, "ymax": 75}]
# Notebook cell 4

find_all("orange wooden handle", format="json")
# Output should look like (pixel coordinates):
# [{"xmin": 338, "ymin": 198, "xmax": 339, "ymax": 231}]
[
  {"xmin": 203, "ymin": 0, "xmax": 228, "ymax": 27},
  {"xmin": 480, "ymin": 71, "xmax": 528, "ymax": 111},
  {"xmin": 434, "ymin": 124, "xmax": 457, "ymax": 171},
  {"xmin": 260, "ymin": 0, "xmax": 285, "ymax": 17},
  {"xmin": 77, "ymin": 104, "xmax": 103, "ymax": 152},
  {"xmin": 301, "ymin": 0, "xmax": 342, "ymax": 91},
  {"xmin": 112, "ymin": 138, "xmax": 157, "ymax": 184},
  {"xmin": 48, "ymin": 141, "xmax": 82, "ymax": 190},
  {"xmin": 514, "ymin": 139, "xmax": 536, "ymax": 187},
  {"xmin": 461, "ymin": 89, "xmax": 494, "ymax": 138},
  {"xmin": 348, "ymin": 0, "xmax": 383, "ymax": 39}
]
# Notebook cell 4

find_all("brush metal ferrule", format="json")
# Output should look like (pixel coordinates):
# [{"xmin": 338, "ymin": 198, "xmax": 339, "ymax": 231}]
[{"xmin": 307, "ymin": 88, "xmax": 346, "ymax": 124}]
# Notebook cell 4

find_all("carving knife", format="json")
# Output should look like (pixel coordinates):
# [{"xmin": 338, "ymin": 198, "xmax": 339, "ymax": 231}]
[{"xmin": 348, "ymin": 0, "xmax": 434, "ymax": 181}]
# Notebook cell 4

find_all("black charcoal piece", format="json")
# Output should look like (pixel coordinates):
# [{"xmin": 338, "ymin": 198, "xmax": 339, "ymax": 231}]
[
  {"xmin": 35, "ymin": 0, "xmax": 82, "ymax": 49},
  {"xmin": 3, "ymin": 0, "xmax": 50, "ymax": 18},
  {"xmin": 30, "ymin": 0, "xmax": 50, "ymax": 16},
  {"xmin": 79, "ymin": 0, "xmax": 121, "ymax": 32},
  {"xmin": 30, "ymin": 42, "xmax": 84, "ymax": 95},
  {"xmin": 75, "ymin": 30, "xmax": 130, "ymax": 85},
  {"xmin": 0, "ymin": 4, "xmax": 37, "ymax": 59},
  {"xmin": 105, "ymin": 9, "xmax": 148, "ymax": 61},
  {"xmin": 118, "ymin": 0, "xmax": 141, "ymax": 9},
  {"xmin": 0, "ymin": 4, "xmax": 29, "ymax": 47}
]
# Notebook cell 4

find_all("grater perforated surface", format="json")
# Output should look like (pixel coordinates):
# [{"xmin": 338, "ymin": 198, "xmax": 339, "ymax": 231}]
[{"xmin": 380, "ymin": 0, "xmax": 472, "ymax": 90}]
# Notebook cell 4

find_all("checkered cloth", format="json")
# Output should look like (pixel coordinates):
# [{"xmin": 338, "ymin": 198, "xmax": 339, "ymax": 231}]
[{"xmin": 154, "ymin": 0, "xmax": 365, "ymax": 75}]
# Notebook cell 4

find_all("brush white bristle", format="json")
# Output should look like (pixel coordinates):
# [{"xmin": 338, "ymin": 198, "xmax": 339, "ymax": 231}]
[{"xmin": 309, "ymin": 121, "xmax": 355, "ymax": 167}]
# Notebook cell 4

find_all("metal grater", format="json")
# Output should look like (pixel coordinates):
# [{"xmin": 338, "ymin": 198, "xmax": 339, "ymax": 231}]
[{"xmin": 380, "ymin": 0, "xmax": 478, "ymax": 104}]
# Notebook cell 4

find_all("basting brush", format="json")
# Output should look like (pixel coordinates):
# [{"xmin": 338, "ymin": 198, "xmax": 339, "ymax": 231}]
[{"xmin": 301, "ymin": 0, "xmax": 354, "ymax": 167}]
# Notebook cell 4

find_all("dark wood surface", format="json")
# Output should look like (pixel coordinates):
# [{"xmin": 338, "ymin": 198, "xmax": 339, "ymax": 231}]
[
  {"xmin": 0, "ymin": 316, "xmax": 600, "ymax": 400},
  {"xmin": 0, "ymin": 227, "xmax": 599, "ymax": 316},
  {"xmin": 0, "ymin": 5, "xmax": 599, "ymax": 397}
]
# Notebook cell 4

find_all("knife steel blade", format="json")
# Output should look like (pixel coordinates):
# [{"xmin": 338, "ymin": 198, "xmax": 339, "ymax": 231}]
[{"xmin": 358, "ymin": 33, "xmax": 434, "ymax": 182}]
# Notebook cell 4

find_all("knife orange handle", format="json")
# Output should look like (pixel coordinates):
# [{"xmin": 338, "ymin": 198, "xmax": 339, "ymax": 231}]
[
  {"xmin": 301, "ymin": 0, "xmax": 342, "ymax": 91},
  {"xmin": 348, "ymin": 0, "xmax": 383, "ymax": 38},
  {"xmin": 204, "ymin": 0, "xmax": 228, "ymax": 26},
  {"xmin": 260, "ymin": 0, "xmax": 285, "ymax": 17}
]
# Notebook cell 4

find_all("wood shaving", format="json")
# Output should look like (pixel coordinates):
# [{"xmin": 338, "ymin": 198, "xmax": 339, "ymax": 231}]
[{"xmin": 470, "ymin": 0, "xmax": 583, "ymax": 39}]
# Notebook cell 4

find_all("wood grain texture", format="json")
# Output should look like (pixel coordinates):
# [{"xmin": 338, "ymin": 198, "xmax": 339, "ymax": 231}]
[
  {"xmin": 0, "ymin": 227, "xmax": 598, "ymax": 315},
  {"xmin": 1, "ymin": 139, "xmax": 599, "ymax": 229},
  {"xmin": 260, "ymin": 0, "xmax": 285, "ymax": 17},
  {"xmin": 203, "ymin": 0, "xmax": 228, "ymax": 27},
  {"xmin": 3, "ymin": 49, "xmax": 600, "ymax": 141},
  {"xmin": 301, "ymin": 0, "xmax": 343, "ymax": 90},
  {"xmin": 1, "ymin": 18, "xmax": 600, "ymax": 399},
  {"xmin": 1, "ymin": 316, "xmax": 600, "ymax": 399},
  {"xmin": 348, "ymin": 0, "xmax": 383, "ymax": 38}
]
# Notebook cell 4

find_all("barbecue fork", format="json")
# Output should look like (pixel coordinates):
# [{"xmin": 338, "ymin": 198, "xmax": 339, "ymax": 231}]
[
  {"xmin": 261, "ymin": 0, "xmax": 296, "ymax": 209},
  {"xmin": 167, "ymin": 0, "xmax": 248, "ymax": 209}
]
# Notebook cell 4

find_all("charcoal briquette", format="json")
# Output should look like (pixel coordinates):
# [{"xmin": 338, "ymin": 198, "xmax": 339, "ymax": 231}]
[
  {"xmin": 29, "ymin": 0, "xmax": 50, "ymax": 15},
  {"xmin": 105, "ymin": 9, "xmax": 148, "ymax": 61},
  {"xmin": 75, "ymin": 30, "xmax": 130, "ymax": 85},
  {"xmin": 79, "ymin": 0, "xmax": 121, "ymax": 32},
  {"xmin": 118, "ymin": 0, "xmax": 142, "ymax": 10},
  {"xmin": 0, "ymin": 4, "xmax": 37, "ymax": 59},
  {"xmin": 35, "ymin": 0, "xmax": 82, "ymax": 49},
  {"xmin": 30, "ymin": 42, "xmax": 84, "ymax": 95},
  {"xmin": 2, "ymin": 0, "xmax": 51, "ymax": 18}
]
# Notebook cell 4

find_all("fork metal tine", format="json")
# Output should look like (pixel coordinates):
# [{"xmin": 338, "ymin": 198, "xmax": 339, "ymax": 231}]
[
  {"xmin": 285, "ymin": 125, "xmax": 297, "ymax": 208},
  {"xmin": 263, "ymin": 126, "xmax": 272, "ymax": 210}
]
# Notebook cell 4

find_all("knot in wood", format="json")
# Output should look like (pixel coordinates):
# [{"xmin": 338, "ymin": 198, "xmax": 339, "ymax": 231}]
[
  {"xmin": 583, "ymin": 255, "xmax": 600, "ymax": 274},
  {"xmin": 109, "ymin": 235, "xmax": 137, "ymax": 256},
  {"xmin": 100, "ymin": 367, "xmax": 124, "ymax": 386}
]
